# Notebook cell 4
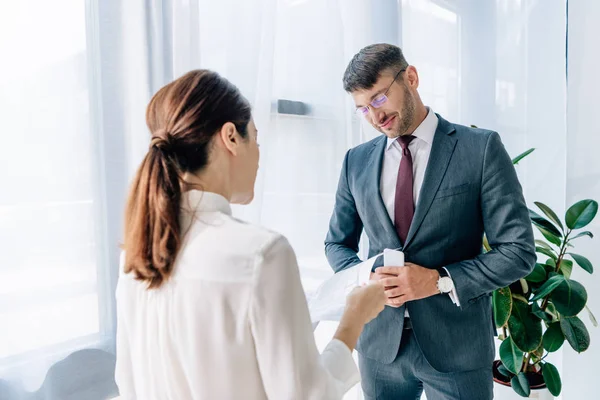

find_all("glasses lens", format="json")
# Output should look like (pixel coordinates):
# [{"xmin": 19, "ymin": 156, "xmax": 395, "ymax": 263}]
[
  {"xmin": 356, "ymin": 107, "xmax": 369, "ymax": 117},
  {"xmin": 371, "ymin": 94, "xmax": 387, "ymax": 108}
]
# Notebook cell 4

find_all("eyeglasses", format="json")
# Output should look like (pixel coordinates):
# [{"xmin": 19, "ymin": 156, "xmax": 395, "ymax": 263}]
[{"xmin": 355, "ymin": 68, "xmax": 406, "ymax": 117}]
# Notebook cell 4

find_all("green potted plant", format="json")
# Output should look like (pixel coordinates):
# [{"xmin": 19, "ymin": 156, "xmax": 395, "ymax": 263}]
[{"xmin": 489, "ymin": 149, "xmax": 598, "ymax": 398}]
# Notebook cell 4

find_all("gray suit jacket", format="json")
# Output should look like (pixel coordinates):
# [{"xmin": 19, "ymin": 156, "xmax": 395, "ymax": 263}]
[{"xmin": 325, "ymin": 114, "xmax": 536, "ymax": 372}]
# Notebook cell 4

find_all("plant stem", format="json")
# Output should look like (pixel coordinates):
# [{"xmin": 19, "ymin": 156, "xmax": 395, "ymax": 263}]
[
  {"xmin": 541, "ymin": 230, "xmax": 571, "ymax": 311},
  {"xmin": 523, "ymin": 352, "xmax": 533, "ymax": 372}
]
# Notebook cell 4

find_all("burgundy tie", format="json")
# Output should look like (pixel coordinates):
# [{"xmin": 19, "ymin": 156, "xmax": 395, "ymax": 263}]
[{"xmin": 394, "ymin": 135, "xmax": 416, "ymax": 245}]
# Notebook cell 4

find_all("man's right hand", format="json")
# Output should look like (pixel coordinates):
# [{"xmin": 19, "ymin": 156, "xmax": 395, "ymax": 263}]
[{"xmin": 370, "ymin": 269, "xmax": 402, "ymax": 308}]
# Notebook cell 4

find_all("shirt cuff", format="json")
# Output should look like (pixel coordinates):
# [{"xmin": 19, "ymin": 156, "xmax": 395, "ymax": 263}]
[
  {"xmin": 321, "ymin": 339, "xmax": 361, "ymax": 394},
  {"xmin": 443, "ymin": 267, "xmax": 461, "ymax": 307}
]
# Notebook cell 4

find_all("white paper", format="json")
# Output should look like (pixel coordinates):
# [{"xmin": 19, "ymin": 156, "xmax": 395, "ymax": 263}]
[
  {"xmin": 383, "ymin": 249, "xmax": 404, "ymax": 267},
  {"xmin": 307, "ymin": 255, "xmax": 378, "ymax": 325},
  {"xmin": 307, "ymin": 249, "xmax": 404, "ymax": 327}
]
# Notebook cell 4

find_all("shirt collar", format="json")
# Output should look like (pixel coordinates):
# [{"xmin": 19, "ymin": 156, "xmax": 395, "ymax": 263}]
[
  {"xmin": 181, "ymin": 190, "xmax": 232, "ymax": 215},
  {"xmin": 386, "ymin": 107, "xmax": 438, "ymax": 150}
]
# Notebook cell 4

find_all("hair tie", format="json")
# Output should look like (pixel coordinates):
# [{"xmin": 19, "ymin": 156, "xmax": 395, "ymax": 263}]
[{"xmin": 150, "ymin": 130, "xmax": 175, "ymax": 152}]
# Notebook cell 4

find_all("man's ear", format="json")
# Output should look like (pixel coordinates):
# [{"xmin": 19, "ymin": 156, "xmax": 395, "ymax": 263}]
[{"xmin": 404, "ymin": 66, "xmax": 419, "ymax": 89}]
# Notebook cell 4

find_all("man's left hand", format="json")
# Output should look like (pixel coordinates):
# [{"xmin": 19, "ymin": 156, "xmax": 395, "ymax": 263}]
[{"xmin": 375, "ymin": 263, "xmax": 440, "ymax": 307}]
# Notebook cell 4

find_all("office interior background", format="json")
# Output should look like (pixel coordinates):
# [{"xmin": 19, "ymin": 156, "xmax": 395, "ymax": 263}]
[{"xmin": 1, "ymin": 0, "xmax": 599, "ymax": 399}]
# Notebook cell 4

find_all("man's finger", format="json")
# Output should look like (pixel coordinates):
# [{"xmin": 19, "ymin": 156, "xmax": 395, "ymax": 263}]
[
  {"xmin": 387, "ymin": 298, "xmax": 404, "ymax": 307},
  {"xmin": 385, "ymin": 287, "xmax": 404, "ymax": 298},
  {"xmin": 376, "ymin": 266, "xmax": 403, "ymax": 275},
  {"xmin": 386, "ymin": 300, "xmax": 402, "ymax": 308},
  {"xmin": 371, "ymin": 272, "xmax": 397, "ymax": 281},
  {"xmin": 379, "ymin": 277, "xmax": 403, "ymax": 287}
]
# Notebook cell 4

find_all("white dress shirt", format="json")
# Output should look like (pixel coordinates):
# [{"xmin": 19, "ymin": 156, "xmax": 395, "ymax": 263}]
[
  {"xmin": 115, "ymin": 190, "xmax": 360, "ymax": 400},
  {"xmin": 359, "ymin": 108, "xmax": 460, "ymax": 307}
]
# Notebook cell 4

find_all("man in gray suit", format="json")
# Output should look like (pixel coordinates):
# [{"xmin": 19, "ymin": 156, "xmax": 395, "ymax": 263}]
[{"xmin": 325, "ymin": 43, "xmax": 536, "ymax": 399}]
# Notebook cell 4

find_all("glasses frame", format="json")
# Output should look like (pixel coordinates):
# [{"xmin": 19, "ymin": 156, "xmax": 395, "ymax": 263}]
[{"xmin": 356, "ymin": 68, "xmax": 406, "ymax": 117}]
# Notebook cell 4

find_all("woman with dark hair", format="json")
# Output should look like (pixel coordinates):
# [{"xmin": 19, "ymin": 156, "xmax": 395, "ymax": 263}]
[{"xmin": 115, "ymin": 70, "xmax": 386, "ymax": 399}]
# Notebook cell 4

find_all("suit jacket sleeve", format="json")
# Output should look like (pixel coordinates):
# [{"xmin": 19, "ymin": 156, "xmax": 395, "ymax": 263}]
[
  {"xmin": 325, "ymin": 150, "xmax": 364, "ymax": 273},
  {"xmin": 445, "ymin": 131, "xmax": 536, "ymax": 305}
]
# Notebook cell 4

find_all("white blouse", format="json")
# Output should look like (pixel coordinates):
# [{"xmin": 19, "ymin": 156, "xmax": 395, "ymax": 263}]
[{"xmin": 115, "ymin": 190, "xmax": 359, "ymax": 400}]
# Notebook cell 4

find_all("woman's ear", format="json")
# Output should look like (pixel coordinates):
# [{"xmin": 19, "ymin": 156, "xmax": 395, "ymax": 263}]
[{"xmin": 218, "ymin": 122, "xmax": 240, "ymax": 156}]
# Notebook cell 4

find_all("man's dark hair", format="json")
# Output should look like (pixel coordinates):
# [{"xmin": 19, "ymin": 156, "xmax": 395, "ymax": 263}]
[{"xmin": 343, "ymin": 43, "xmax": 409, "ymax": 92}]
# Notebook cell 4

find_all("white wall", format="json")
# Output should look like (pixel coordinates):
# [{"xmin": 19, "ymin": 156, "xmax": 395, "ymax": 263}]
[{"xmin": 562, "ymin": 1, "xmax": 600, "ymax": 398}]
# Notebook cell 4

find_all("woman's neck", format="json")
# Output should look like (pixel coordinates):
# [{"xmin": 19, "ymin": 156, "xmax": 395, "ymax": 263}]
[{"xmin": 182, "ymin": 166, "xmax": 231, "ymax": 202}]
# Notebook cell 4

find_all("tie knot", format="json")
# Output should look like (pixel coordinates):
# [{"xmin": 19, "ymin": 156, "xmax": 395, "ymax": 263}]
[{"xmin": 397, "ymin": 135, "xmax": 415, "ymax": 150}]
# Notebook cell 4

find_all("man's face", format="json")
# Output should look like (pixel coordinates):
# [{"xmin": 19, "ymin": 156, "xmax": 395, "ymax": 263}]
[{"xmin": 351, "ymin": 68, "xmax": 417, "ymax": 138}]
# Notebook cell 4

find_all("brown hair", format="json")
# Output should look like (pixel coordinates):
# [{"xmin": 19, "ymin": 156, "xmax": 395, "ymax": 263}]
[
  {"xmin": 343, "ymin": 43, "xmax": 409, "ymax": 92},
  {"xmin": 123, "ymin": 70, "xmax": 251, "ymax": 288}
]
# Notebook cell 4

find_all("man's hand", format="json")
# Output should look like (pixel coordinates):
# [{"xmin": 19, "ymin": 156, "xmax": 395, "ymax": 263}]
[{"xmin": 373, "ymin": 263, "xmax": 440, "ymax": 307}]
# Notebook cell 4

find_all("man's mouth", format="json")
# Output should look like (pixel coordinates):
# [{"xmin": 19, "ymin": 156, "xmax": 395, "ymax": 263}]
[{"xmin": 379, "ymin": 115, "xmax": 396, "ymax": 129}]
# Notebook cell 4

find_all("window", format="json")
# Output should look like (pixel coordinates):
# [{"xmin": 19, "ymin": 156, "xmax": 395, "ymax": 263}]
[{"xmin": 0, "ymin": 1, "xmax": 113, "ymax": 395}]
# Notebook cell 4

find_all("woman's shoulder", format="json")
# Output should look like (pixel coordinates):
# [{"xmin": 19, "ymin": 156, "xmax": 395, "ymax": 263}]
[
  {"xmin": 221, "ymin": 215, "xmax": 292, "ymax": 257},
  {"xmin": 181, "ymin": 211, "xmax": 294, "ymax": 263}
]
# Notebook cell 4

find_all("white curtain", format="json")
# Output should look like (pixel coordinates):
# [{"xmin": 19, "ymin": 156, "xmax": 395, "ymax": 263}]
[
  {"xmin": 401, "ymin": 0, "xmax": 568, "ymax": 398},
  {"xmin": 0, "ymin": 1, "xmax": 118, "ymax": 399},
  {"xmin": 4, "ymin": 0, "xmax": 599, "ymax": 399},
  {"xmin": 115, "ymin": 1, "xmax": 371, "ymax": 398},
  {"xmin": 562, "ymin": 1, "xmax": 600, "ymax": 398}
]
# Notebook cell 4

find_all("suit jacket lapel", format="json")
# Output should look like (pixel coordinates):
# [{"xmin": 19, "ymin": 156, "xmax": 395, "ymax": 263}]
[
  {"xmin": 365, "ymin": 136, "xmax": 402, "ymax": 250},
  {"xmin": 403, "ymin": 115, "xmax": 457, "ymax": 249}
]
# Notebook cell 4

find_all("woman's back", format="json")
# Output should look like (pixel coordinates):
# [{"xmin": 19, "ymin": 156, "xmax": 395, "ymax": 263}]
[
  {"xmin": 115, "ymin": 70, "xmax": 385, "ymax": 400},
  {"xmin": 116, "ymin": 190, "xmax": 359, "ymax": 399}
]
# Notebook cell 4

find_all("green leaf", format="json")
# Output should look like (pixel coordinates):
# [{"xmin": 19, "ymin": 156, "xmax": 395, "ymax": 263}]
[
  {"xmin": 566, "ymin": 200, "xmax": 598, "ymax": 230},
  {"xmin": 559, "ymin": 259, "xmax": 573, "ymax": 279},
  {"xmin": 535, "ymin": 201, "xmax": 564, "ymax": 231},
  {"xmin": 568, "ymin": 253, "xmax": 594, "ymax": 274},
  {"xmin": 531, "ymin": 275, "xmax": 565, "ymax": 301},
  {"xmin": 551, "ymin": 278, "xmax": 587, "ymax": 317},
  {"xmin": 493, "ymin": 287, "xmax": 512, "ymax": 328},
  {"xmin": 508, "ymin": 300, "xmax": 543, "ymax": 352},
  {"xmin": 530, "ymin": 209, "xmax": 563, "ymax": 239},
  {"xmin": 560, "ymin": 316, "xmax": 591, "ymax": 352},
  {"xmin": 483, "ymin": 234, "xmax": 491, "ymax": 252},
  {"xmin": 542, "ymin": 362, "xmax": 562, "ymax": 396},
  {"xmin": 519, "ymin": 279, "xmax": 529, "ymax": 295},
  {"xmin": 512, "ymin": 148, "xmax": 535, "ymax": 165},
  {"xmin": 543, "ymin": 261, "xmax": 556, "ymax": 276},
  {"xmin": 500, "ymin": 337, "xmax": 523, "ymax": 375},
  {"xmin": 535, "ymin": 239, "xmax": 554, "ymax": 250},
  {"xmin": 512, "ymin": 293, "xmax": 529, "ymax": 304},
  {"xmin": 546, "ymin": 303, "xmax": 559, "ymax": 319},
  {"xmin": 535, "ymin": 246, "xmax": 557, "ymax": 261},
  {"xmin": 543, "ymin": 322, "xmax": 565, "ymax": 352},
  {"xmin": 586, "ymin": 305, "xmax": 598, "ymax": 327},
  {"xmin": 511, "ymin": 372, "xmax": 531, "ymax": 397},
  {"xmin": 569, "ymin": 231, "xmax": 594, "ymax": 241},
  {"xmin": 532, "ymin": 302, "xmax": 552, "ymax": 323},
  {"xmin": 497, "ymin": 363, "xmax": 512, "ymax": 378},
  {"xmin": 525, "ymin": 263, "xmax": 547, "ymax": 283},
  {"xmin": 538, "ymin": 226, "xmax": 563, "ymax": 247}
]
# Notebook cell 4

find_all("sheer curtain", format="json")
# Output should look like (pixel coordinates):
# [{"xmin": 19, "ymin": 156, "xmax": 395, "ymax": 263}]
[
  {"xmin": 112, "ymin": 1, "xmax": 372, "ymax": 398},
  {"xmin": 0, "ymin": 1, "xmax": 118, "ymax": 399},
  {"xmin": 562, "ymin": 1, "xmax": 600, "ymax": 398},
  {"xmin": 4, "ymin": 1, "xmax": 592, "ymax": 399},
  {"xmin": 401, "ymin": 0, "xmax": 567, "ymax": 398}
]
